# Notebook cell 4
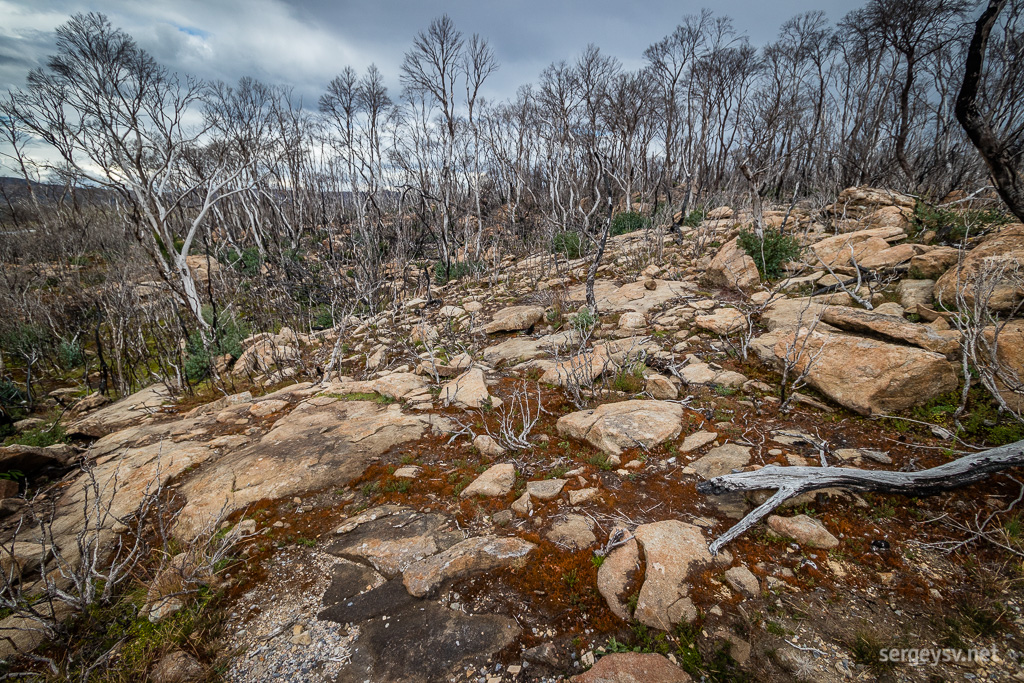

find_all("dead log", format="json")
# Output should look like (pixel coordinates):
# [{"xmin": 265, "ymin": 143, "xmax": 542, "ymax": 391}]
[{"xmin": 696, "ymin": 438, "xmax": 1024, "ymax": 555}]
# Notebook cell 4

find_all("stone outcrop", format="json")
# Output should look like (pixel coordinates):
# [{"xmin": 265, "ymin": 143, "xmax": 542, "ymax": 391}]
[
  {"xmin": 557, "ymin": 400, "xmax": 684, "ymax": 456},
  {"xmin": 935, "ymin": 224, "xmax": 1024, "ymax": 312},
  {"xmin": 633, "ymin": 521, "xmax": 711, "ymax": 630},
  {"xmin": 402, "ymin": 535, "xmax": 535, "ymax": 597},
  {"xmin": 484, "ymin": 305, "xmax": 545, "ymax": 333},
  {"xmin": 820, "ymin": 306, "xmax": 961, "ymax": 358},
  {"xmin": 706, "ymin": 238, "xmax": 760, "ymax": 290},
  {"xmin": 764, "ymin": 327, "xmax": 958, "ymax": 415}
]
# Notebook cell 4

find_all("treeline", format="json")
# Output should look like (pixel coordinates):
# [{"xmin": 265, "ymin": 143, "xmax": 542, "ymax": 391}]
[{"xmin": 0, "ymin": 2, "xmax": 1021, "ymax": 406}]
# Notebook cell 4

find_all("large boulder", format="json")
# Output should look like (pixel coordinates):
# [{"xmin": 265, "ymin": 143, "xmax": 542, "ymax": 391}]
[
  {"xmin": 482, "ymin": 331, "xmax": 577, "ymax": 365},
  {"xmin": 440, "ymin": 368, "xmax": 500, "ymax": 409},
  {"xmin": 557, "ymin": 400, "xmax": 684, "ymax": 456},
  {"xmin": 571, "ymin": 652, "xmax": 692, "ymax": 683},
  {"xmin": 857, "ymin": 243, "xmax": 930, "ymax": 270},
  {"xmin": 898, "ymin": 279, "xmax": 935, "ymax": 310},
  {"xmin": 809, "ymin": 227, "xmax": 905, "ymax": 270},
  {"xmin": 766, "ymin": 328, "xmax": 958, "ymax": 415},
  {"xmin": 402, "ymin": 535, "xmax": 535, "ymax": 598},
  {"xmin": 909, "ymin": 246, "xmax": 960, "ymax": 279},
  {"xmin": 935, "ymin": 224, "xmax": 1024, "ymax": 312},
  {"xmin": 820, "ymin": 306, "xmax": 961, "ymax": 358},
  {"xmin": 694, "ymin": 308, "xmax": 746, "ymax": 336},
  {"xmin": 633, "ymin": 521, "xmax": 711, "ymax": 630},
  {"xmin": 982, "ymin": 320, "xmax": 1024, "ymax": 412},
  {"xmin": 65, "ymin": 384, "xmax": 170, "ymax": 438},
  {"xmin": 566, "ymin": 279, "xmax": 693, "ymax": 314},
  {"xmin": 825, "ymin": 187, "xmax": 916, "ymax": 221},
  {"xmin": 597, "ymin": 530, "xmax": 640, "ymax": 621},
  {"xmin": 484, "ymin": 305, "xmax": 545, "ymax": 334},
  {"xmin": 706, "ymin": 238, "xmax": 760, "ymax": 290}
]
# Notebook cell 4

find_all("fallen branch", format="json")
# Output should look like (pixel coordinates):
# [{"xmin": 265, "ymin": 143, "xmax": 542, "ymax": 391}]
[{"xmin": 696, "ymin": 438, "xmax": 1024, "ymax": 555}]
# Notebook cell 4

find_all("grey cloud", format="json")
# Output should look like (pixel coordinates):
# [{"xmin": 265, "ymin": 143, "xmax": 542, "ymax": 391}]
[{"xmin": 0, "ymin": 0, "xmax": 856, "ymax": 105}]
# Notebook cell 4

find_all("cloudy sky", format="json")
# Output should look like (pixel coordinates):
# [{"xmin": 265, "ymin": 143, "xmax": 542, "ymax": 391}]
[{"xmin": 2, "ymin": 0, "xmax": 855, "ymax": 107}]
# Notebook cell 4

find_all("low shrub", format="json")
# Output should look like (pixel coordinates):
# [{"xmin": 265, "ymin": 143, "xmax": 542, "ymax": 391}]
[
  {"xmin": 610, "ymin": 212, "xmax": 650, "ymax": 236},
  {"xmin": 552, "ymin": 231, "xmax": 584, "ymax": 258},
  {"xmin": 737, "ymin": 229, "xmax": 802, "ymax": 280}
]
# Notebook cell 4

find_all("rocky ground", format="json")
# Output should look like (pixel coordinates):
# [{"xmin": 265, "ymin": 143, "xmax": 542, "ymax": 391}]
[{"xmin": 2, "ymin": 187, "xmax": 1024, "ymax": 682}]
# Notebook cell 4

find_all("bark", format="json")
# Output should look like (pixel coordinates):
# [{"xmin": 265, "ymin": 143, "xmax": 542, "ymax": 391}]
[
  {"xmin": 697, "ymin": 438, "xmax": 1024, "ymax": 554},
  {"xmin": 956, "ymin": 0, "xmax": 1024, "ymax": 223}
]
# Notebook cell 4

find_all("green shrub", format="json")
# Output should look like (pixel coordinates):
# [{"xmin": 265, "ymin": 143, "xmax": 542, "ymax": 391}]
[
  {"xmin": 0, "ymin": 379, "xmax": 26, "ymax": 417},
  {"xmin": 184, "ymin": 314, "xmax": 248, "ymax": 383},
  {"xmin": 313, "ymin": 306, "xmax": 334, "ymax": 330},
  {"xmin": 552, "ymin": 231, "xmax": 584, "ymax": 259},
  {"xmin": 571, "ymin": 307, "xmax": 596, "ymax": 333},
  {"xmin": 737, "ymin": 229, "xmax": 802, "ymax": 280},
  {"xmin": 434, "ymin": 260, "xmax": 484, "ymax": 285},
  {"xmin": 4, "ymin": 423, "xmax": 66, "ymax": 448},
  {"xmin": 57, "ymin": 339, "xmax": 85, "ymax": 370},
  {"xmin": 0, "ymin": 323, "xmax": 49, "ymax": 359},
  {"xmin": 913, "ymin": 200, "xmax": 1010, "ymax": 243},
  {"xmin": 221, "ymin": 247, "xmax": 263, "ymax": 277},
  {"xmin": 610, "ymin": 212, "xmax": 650, "ymax": 236},
  {"xmin": 681, "ymin": 208, "xmax": 705, "ymax": 228}
]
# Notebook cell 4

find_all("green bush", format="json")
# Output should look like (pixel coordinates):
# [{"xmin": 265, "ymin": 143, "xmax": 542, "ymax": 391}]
[
  {"xmin": 0, "ymin": 379, "xmax": 26, "ymax": 417},
  {"xmin": 610, "ymin": 212, "xmax": 650, "ymax": 236},
  {"xmin": 312, "ymin": 306, "xmax": 334, "ymax": 330},
  {"xmin": 221, "ymin": 247, "xmax": 263, "ymax": 277},
  {"xmin": 571, "ymin": 307, "xmax": 596, "ymax": 333},
  {"xmin": 913, "ymin": 200, "xmax": 1010, "ymax": 243},
  {"xmin": 737, "ymin": 229, "xmax": 802, "ymax": 280},
  {"xmin": 4, "ymin": 423, "xmax": 66, "ymax": 448},
  {"xmin": 57, "ymin": 339, "xmax": 85, "ymax": 370},
  {"xmin": 552, "ymin": 231, "xmax": 584, "ymax": 259},
  {"xmin": 434, "ymin": 260, "xmax": 484, "ymax": 285},
  {"xmin": 681, "ymin": 208, "xmax": 705, "ymax": 228},
  {"xmin": 184, "ymin": 314, "xmax": 248, "ymax": 383}
]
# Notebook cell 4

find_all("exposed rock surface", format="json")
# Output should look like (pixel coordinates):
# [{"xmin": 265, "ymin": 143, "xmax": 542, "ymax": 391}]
[
  {"xmin": 484, "ymin": 305, "xmax": 545, "ymax": 333},
  {"xmin": 65, "ymin": 384, "xmax": 170, "ymax": 437},
  {"xmin": 460, "ymin": 463, "xmax": 516, "ymax": 498},
  {"xmin": 328, "ymin": 508, "xmax": 461, "ymax": 578},
  {"xmin": 767, "ymin": 514, "xmax": 839, "ymax": 549},
  {"xmin": 546, "ymin": 514, "xmax": 597, "ymax": 549},
  {"xmin": 633, "ymin": 521, "xmax": 711, "ymax": 630},
  {"xmin": 694, "ymin": 307, "xmax": 746, "ymax": 335},
  {"xmin": 935, "ymin": 224, "xmax": 1024, "ymax": 312},
  {"xmin": 402, "ymin": 535, "xmax": 535, "ymax": 597},
  {"xmin": 706, "ymin": 238, "xmax": 759, "ymax": 290},
  {"xmin": 597, "ymin": 531, "xmax": 640, "ymax": 621},
  {"xmin": 765, "ymin": 327, "xmax": 958, "ymax": 414},
  {"xmin": 570, "ymin": 652, "xmax": 692, "ymax": 682},
  {"xmin": 691, "ymin": 444, "xmax": 752, "ymax": 480},
  {"xmin": 440, "ymin": 367, "xmax": 500, "ymax": 409},
  {"xmin": 820, "ymin": 306, "xmax": 960, "ymax": 357},
  {"xmin": 557, "ymin": 400, "xmax": 684, "ymax": 455}
]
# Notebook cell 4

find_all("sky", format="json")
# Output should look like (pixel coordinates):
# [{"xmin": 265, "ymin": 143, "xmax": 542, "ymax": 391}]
[{"xmin": 0, "ymin": 0, "xmax": 857, "ymax": 108}]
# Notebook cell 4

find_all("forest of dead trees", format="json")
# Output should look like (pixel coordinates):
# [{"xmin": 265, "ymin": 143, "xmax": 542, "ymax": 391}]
[{"xmin": 0, "ymin": 0, "xmax": 1021, "ymax": 410}]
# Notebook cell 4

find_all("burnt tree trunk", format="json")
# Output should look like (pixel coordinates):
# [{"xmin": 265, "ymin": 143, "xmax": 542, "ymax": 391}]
[
  {"xmin": 956, "ymin": 0, "xmax": 1024, "ymax": 223},
  {"xmin": 697, "ymin": 438, "xmax": 1024, "ymax": 554}
]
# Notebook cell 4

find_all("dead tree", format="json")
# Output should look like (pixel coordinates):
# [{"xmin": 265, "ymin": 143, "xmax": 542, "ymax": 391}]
[
  {"xmin": 956, "ymin": 0, "xmax": 1024, "ymax": 223},
  {"xmin": 697, "ymin": 438, "xmax": 1024, "ymax": 554}
]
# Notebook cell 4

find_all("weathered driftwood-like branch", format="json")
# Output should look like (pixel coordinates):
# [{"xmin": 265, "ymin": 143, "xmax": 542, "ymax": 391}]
[{"xmin": 696, "ymin": 438, "xmax": 1024, "ymax": 555}]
